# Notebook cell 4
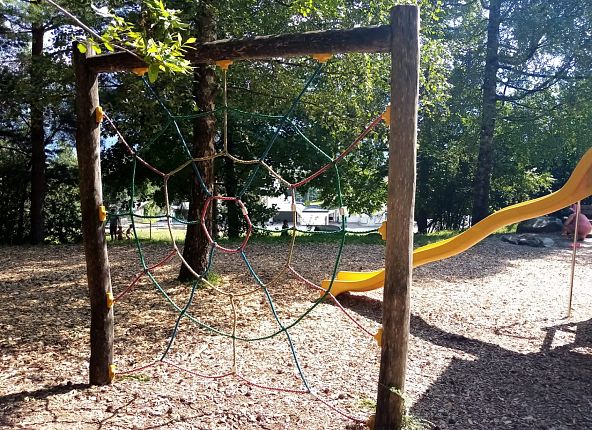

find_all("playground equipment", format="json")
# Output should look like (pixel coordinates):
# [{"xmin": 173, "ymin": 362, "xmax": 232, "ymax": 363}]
[
  {"xmin": 321, "ymin": 146, "xmax": 592, "ymax": 296},
  {"xmin": 74, "ymin": 6, "xmax": 419, "ymax": 429},
  {"xmin": 83, "ymin": 59, "xmax": 383, "ymax": 425}
]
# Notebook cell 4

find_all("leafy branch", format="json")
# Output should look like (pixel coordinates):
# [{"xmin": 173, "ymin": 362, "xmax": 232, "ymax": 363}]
[{"xmin": 43, "ymin": 0, "xmax": 195, "ymax": 82}]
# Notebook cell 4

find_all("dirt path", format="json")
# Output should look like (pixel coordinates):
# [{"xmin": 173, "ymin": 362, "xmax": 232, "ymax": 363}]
[{"xmin": 0, "ymin": 234, "xmax": 590, "ymax": 429}]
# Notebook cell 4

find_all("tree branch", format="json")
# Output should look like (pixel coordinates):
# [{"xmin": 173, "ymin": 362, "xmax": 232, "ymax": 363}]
[
  {"xmin": 496, "ymin": 79, "xmax": 556, "ymax": 102},
  {"xmin": 499, "ymin": 63, "xmax": 589, "ymax": 80},
  {"xmin": 0, "ymin": 144, "xmax": 29, "ymax": 156},
  {"xmin": 42, "ymin": 0, "xmax": 144, "ymax": 63}
]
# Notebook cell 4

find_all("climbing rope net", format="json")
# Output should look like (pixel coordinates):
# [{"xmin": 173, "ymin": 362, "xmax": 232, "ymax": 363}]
[{"xmin": 103, "ymin": 56, "xmax": 389, "ymax": 423}]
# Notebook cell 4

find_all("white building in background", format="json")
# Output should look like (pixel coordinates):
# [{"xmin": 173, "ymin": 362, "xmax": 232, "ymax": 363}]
[
  {"xmin": 301, "ymin": 206, "xmax": 330, "ymax": 226},
  {"xmin": 348, "ymin": 209, "xmax": 387, "ymax": 226},
  {"xmin": 263, "ymin": 196, "xmax": 388, "ymax": 228},
  {"xmin": 263, "ymin": 195, "xmax": 305, "ymax": 224},
  {"xmin": 170, "ymin": 202, "xmax": 190, "ymax": 220}
]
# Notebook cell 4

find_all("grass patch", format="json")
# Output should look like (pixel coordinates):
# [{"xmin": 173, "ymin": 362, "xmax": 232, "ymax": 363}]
[
  {"xmin": 134, "ymin": 227, "xmax": 187, "ymax": 243},
  {"xmin": 248, "ymin": 230, "xmax": 385, "ymax": 245},
  {"xmin": 413, "ymin": 230, "xmax": 458, "ymax": 248},
  {"xmin": 119, "ymin": 226, "xmax": 464, "ymax": 249},
  {"xmin": 206, "ymin": 271, "xmax": 221, "ymax": 286},
  {"xmin": 357, "ymin": 396, "xmax": 377, "ymax": 411},
  {"xmin": 494, "ymin": 223, "xmax": 518, "ymax": 234},
  {"xmin": 118, "ymin": 373, "xmax": 151, "ymax": 382}
]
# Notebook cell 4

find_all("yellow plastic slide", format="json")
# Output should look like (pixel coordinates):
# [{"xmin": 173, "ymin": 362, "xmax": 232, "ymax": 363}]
[{"xmin": 321, "ymin": 147, "xmax": 592, "ymax": 296}]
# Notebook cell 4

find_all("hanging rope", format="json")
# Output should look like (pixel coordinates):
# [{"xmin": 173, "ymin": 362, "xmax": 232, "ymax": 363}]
[{"xmin": 101, "ymin": 58, "xmax": 387, "ymax": 424}]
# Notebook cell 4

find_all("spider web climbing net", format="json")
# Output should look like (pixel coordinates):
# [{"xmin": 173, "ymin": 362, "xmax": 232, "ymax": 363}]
[{"xmin": 103, "ymin": 57, "xmax": 388, "ymax": 423}]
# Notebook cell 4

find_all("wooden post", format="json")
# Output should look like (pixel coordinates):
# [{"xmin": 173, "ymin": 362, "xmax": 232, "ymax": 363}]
[
  {"xmin": 86, "ymin": 25, "xmax": 392, "ymax": 72},
  {"xmin": 73, "ymin": 43, "xmax": 114, "ymax": 385},
  {"xmin": 374, "ymin": 6, "xmax": 419, "ymax": 430},
  {"xmin": 567, "ymin": 201, "xmax": 580, "ymax": 318}
]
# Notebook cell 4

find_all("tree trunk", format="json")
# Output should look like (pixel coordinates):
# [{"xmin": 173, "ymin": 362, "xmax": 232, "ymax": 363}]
[
  {"xmin": 471, "ymin": 0, "xmax": 502, "ymax": 224},
  {"xmin": 17, "ymin": 189, "xmax": 27, "ymax": 244},
  {"xmin": 30, "ymin": 22, "xmax": 46, "ymax": 244},
  {"xmin": 179, "ymin": 2, "xmax": 217, "ymax": 281}
]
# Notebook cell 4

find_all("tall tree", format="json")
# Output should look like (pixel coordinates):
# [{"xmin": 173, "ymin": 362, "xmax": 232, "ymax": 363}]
[
  {"xmin": 29, "ymin": 16, "xmax": 46, "ymax": 244},
  {"xmin": 470, "ymin": 0, "xmax": 592, "ymax": 223},
  {"xmin": 471, "ymin": 0, "xmax": 501, "ymax": 223},
  {"xmin": 0, "ymin": 0, "xmax": 109, "ymax": 244},
  {"xmin": 178, "ymin": 0, "xmax": 217, "ymax": 281}
]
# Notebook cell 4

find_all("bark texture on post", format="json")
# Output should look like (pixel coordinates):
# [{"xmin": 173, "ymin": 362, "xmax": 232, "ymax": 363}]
[
  {"xmin": 471, "ymin": 0, "xmax": 502, "ymax": 224},
  {"xmin": 375, "ymin": 6, "xmax": 419, "ymax": 430},
  {"xmin": 86, "ymin": 25, "xmax": 391, "ymax": 72},
  {"xmin": 73, "ymin": 44, "xmax": 114, "ymax": 385}
]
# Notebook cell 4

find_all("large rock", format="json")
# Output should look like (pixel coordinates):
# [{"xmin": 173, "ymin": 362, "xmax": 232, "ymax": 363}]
[
  {"xmin": 516, "ymin": 216, "xmax": 563, "ymax": 233},
  {"xmin": 501, "ymin": 233, "xmax": 555, "ymax": 248}
]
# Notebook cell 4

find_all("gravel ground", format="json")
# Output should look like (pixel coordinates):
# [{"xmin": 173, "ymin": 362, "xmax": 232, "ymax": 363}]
[{"xmin": 0, "ymin": 233, "xmax": 590, "ymax": 429}]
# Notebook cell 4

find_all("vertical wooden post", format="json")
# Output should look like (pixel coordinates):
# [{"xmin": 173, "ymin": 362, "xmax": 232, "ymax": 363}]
[
  {"xmin": 567, "ymin": 201, "xmax": 580, "ymax": 318},
  {"xmin": 73, "ymin": 43, "xmax": 114, "ymax": 385},
  {"xmin": 375, "ymin": 5, "xmax": 419, "ymax": 430}
]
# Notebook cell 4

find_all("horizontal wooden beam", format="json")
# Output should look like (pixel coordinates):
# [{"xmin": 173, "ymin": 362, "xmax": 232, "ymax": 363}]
[{"xmin": 87, "ymin": 25, "xmax": 391, "ymax": 73}]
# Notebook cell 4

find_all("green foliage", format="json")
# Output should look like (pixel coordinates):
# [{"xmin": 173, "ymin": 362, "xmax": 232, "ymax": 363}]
[
  {"xmin": 414, "ymin": 230, "xmax": 458, "ymax": 248},
  {"xmin": 44, "ymin": 143, "xmax": 82, "ymax": 244},
  {"xmin": 3, "ymin": 0, "xmax": 592, "ymax": 247},
  {"xmin": 44, "ymin": 182, "xmax": 82, "ymax": 244},
  {"xmin": 0, "ymin": 144, "xmax": 29, "ymax": 244},
  {"xmin": 76, "ymin": 0, "xmax": 195, "ymax": 82},
  {"xmin": 96, "ymin": 0, "xmax": 451, "ymax": 238}
]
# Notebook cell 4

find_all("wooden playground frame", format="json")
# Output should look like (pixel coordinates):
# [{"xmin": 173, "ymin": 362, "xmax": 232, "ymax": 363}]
[{"xmin": 73, "ymin": 5, "xmax": 419, "ymax": 429}]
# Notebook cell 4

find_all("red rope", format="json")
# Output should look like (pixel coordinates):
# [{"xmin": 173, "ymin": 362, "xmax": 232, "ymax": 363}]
[
  {"xmin": 235, "ymin": 374, "xmax": 310, "ymax": 395},
  {"xmin": 163, "ymin": 359, "xmax": 235, "ymax": 380},
  {"xmin": 103, "ymin": 113, "xmax": 167, "ymax": 177},
  {"xmin": 114, "ymin": 250, "xmax": 177, "ymax": 302},
  {"xmin": 291, "ymin": 115, "xmax": 384, "ymax": 189},
  {"xmin": 289, "ymin": 267, "xmax": 375, "ymax": 337}
]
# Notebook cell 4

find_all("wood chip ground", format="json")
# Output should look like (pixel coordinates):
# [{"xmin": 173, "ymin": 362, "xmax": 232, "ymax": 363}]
[{"xmin": 0, "ymin": 234, "xmax": 590, "ymax": 429}]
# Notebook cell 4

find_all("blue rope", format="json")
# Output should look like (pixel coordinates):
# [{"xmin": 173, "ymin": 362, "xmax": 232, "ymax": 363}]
[
  {"xmin": 241, "ymin": 251, "xmax": 311, "ymax": 392},
  {"xmin": 238, "ymin": 63, "xmax": 326, "ymax": 198}
]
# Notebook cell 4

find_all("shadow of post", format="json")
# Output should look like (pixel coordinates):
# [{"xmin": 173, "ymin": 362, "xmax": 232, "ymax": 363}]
[
  {"xmin": 0, "ymin": 383, "xmax": 88, "ymax": 427},
  {"xmin": 337, "ymin": 294, "xmax": 592, "ymax": 429},
  {"xmin": 409, "ymin": 316, "xmax": 592, "ymax": 429}
]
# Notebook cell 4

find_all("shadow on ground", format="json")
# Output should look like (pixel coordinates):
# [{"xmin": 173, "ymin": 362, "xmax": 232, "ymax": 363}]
[
  {"xmin": 0, "ymin": 383, "xmax": 89, "ymax": 427},
  {"xmin": 410, "ymin": 315, "xmax": 592, "ymax": 429},
  {"xmin": 340, "ymin": 292, "xmax": 592, "ymax": 429}
]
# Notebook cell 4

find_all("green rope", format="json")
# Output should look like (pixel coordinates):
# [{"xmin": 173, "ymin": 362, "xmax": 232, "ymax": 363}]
[
  {"xmin": 119, "ymin": 59, "xmax": 378, "ymax": 354},
  {"xmin": 238, "ymin": 62, "xmax": 325, "ymax": 198},
  {"xmin": 241, "ymin": 250, "xmax": 310, "ymax": 391},
  {"xmin": 160, "ymin": 247, "xmax": 214, "ymax": 360}
]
